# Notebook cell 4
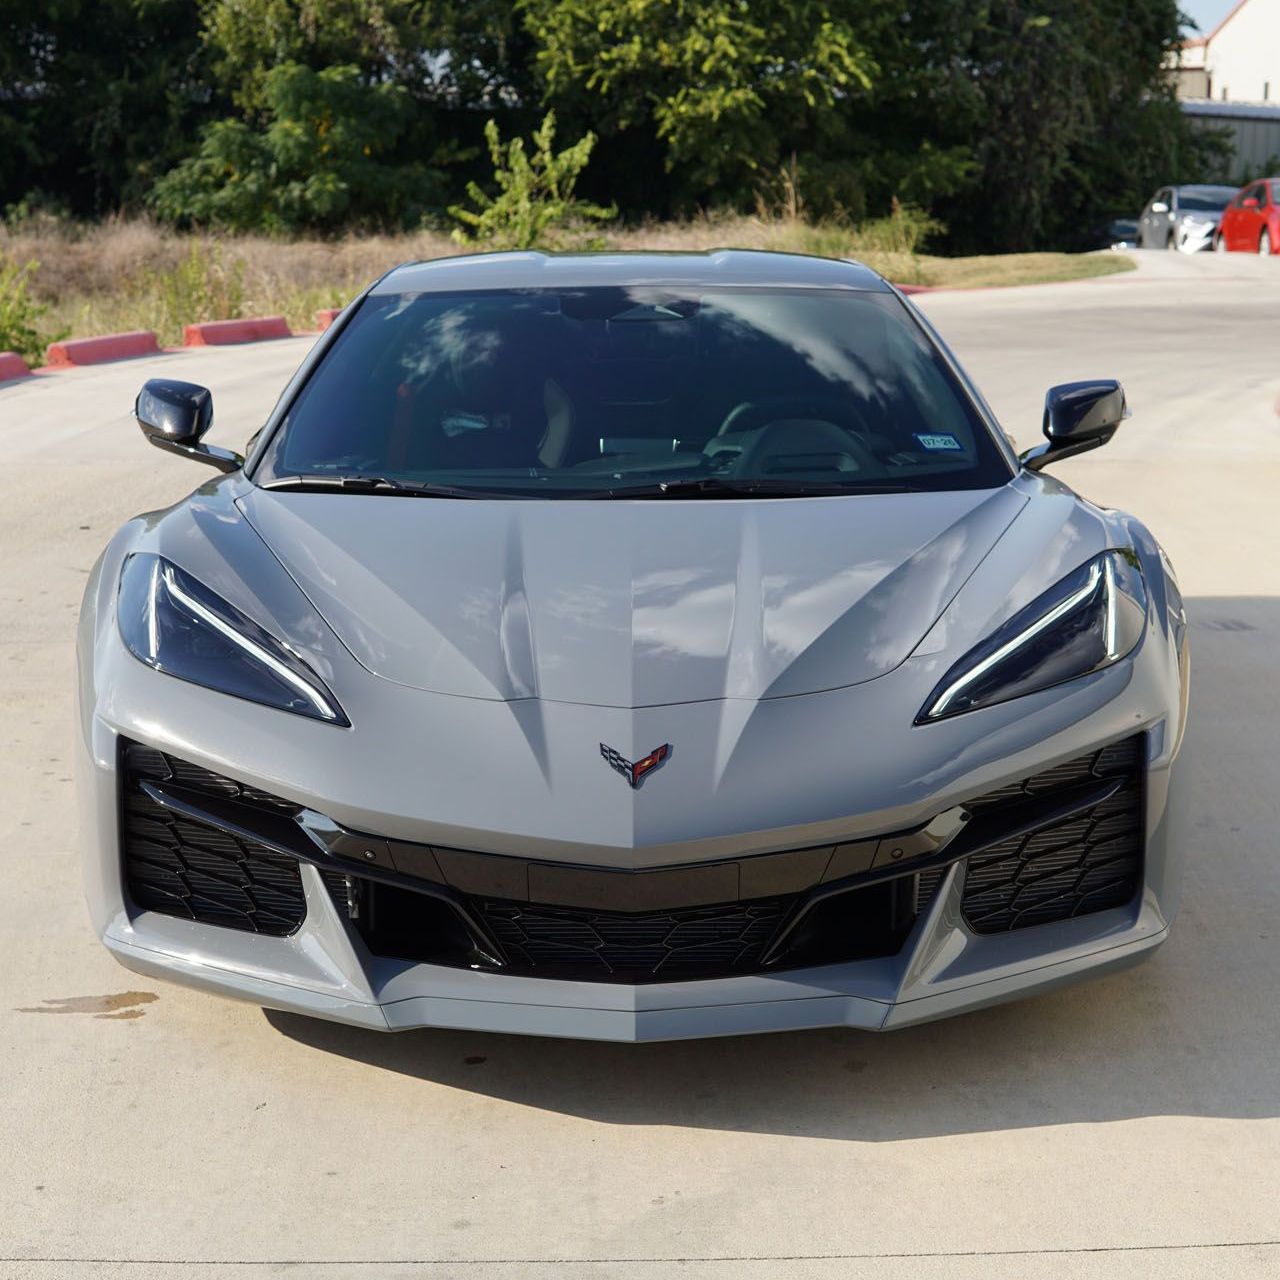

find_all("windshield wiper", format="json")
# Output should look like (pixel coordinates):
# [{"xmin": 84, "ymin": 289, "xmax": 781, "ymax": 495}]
[
  {"xmin": 580, "ymin": 476, "xmax": 922, "ymax": 499},
  {"xmin": 259, "ymin": 473, "xmax": 923, "ymax": 501},
  {"xmin": 259, "ymin": 474, "xmax": 481, "ymax": 499}
]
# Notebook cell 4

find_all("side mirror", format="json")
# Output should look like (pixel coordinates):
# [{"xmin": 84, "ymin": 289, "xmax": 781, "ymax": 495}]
[
  {"xmin": 1150, "ymin": 200, "xmax": 1169, "ymax": 214},
  {"xmin": 1242, "ymin": 196, "xmax": 1259, "ymax": 209},
  {"xmin": 1020, "ymin": 380, "xmax": 1127, "ymax": 472},
  {"xmin": 135, "ymin": 379, "xmax": 244, "ymax": 473}
]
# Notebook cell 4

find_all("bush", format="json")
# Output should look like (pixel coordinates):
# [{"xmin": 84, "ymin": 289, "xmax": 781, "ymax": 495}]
[
  {"xmin": 142, "ymin": 241, "xmax": 247, "ymax": 331},
  {"xmin": 150, "ymin": 63, "xmax": 439, "ymax": 234},
  {"xmin": 847, "ymin": 200, "xmax": 944, "ymax": 258},
  {"xmin": 3, "ymin": 191, "xmax": 74, "ymax": 235},
  {"xmin": 0, "ymin": 257, "xmax": 62, "ymax": 363},
  {"xmin": 449, "ymin": 112, "xmax": 616, "ymax": 251}
]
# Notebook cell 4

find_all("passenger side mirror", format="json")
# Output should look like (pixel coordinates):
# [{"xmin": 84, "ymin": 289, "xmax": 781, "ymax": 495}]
[
  {"xmin": 1020, "ymin": 380, "xmax": 1127, "ymax": 472},
  {"xmin": 135, "ymin": 378, "xmax": 244, "ymax": 473}
]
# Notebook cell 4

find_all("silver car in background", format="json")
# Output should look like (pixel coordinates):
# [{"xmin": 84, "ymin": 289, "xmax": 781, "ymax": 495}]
[
  {"xmin": 1138, "ymin": 184, "xmax": 1239, "ymax": 252},
  {"xmin": 76, "ymin": 251, "xmax": 1190, "ymax": 1041}
]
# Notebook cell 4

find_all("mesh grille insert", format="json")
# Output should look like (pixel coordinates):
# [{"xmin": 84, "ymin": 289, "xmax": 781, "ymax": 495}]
[
  {"xmin": 121, "ymin": 743, "xmax": 307, "ymax": 936},
  {"xmin": 475, "ymin": 897, "xmax": 794, "ymax": 981},
  {"xmin": 960, "ymin": 735, "xmax": 1144, "ymax": 934}
]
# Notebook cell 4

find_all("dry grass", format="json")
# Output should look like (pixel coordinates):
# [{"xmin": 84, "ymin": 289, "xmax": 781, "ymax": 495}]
[
  {"xmin": 0, "ymin": 215, "xmax": 1133, "ymax": 350},
  {"xmin": 917, "ymin": 250, "xmax": 1135, "ymax": 289},
  {"xmin": 0, "ymin": 217, "xmax": 440, "ymax": 344}
]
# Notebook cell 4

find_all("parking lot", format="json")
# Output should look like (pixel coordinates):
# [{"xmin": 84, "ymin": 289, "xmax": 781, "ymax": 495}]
[{"xmin": 3, "ymin": 248, "xmax": 1280, "ymax": 1278}]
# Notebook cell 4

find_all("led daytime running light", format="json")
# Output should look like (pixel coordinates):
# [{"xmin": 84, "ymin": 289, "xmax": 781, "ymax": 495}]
[
  {"xmin": 929, "ymin": 561, "xmax": 1104, "ymax": 719},
  {"xmin": 158, "ymin": 565, "xmax": 339, "ymax": 722}
]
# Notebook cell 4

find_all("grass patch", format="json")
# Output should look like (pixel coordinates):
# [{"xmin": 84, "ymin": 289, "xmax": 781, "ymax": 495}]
[
  {"xmin": 0, "ymin": 215, "xmax": 1135, "ymax": 352},
  {"xmin": 914, "ymin": 251, "xmax": 1136, "ymax": 289}
]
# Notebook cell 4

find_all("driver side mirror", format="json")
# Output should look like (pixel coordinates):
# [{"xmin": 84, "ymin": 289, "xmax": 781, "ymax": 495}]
[
  {"xmin": 1020, "ymin": 380, "xmax": 1127, "ymax": 472},
  {"xmin": 135, "ymin": 378, "xmax": 244, "ymax": 473},
  {"xmin": 1150, "ymin": 201, "xmax": 1169, "ymax": 214}
]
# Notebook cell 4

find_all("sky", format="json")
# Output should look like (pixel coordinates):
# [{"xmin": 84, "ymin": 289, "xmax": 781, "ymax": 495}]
[{"xmin": 1180, "ymin": 0, "xmax": 1237, "ymax": 37}]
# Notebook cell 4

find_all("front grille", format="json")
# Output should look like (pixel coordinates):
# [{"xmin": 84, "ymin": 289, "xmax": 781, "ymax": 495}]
[
  {"xmin": 476, "ymin": 897, "xmax": 793, "ymax": 981},
  {"xmin": 960, "ymin": 736, "xmax": 1144, "ymax": 933},
  {"xmin": 121, "ymin": 744, "xmax": 307, "ymax": 936},
  {"xmin": 118, "ymin": 733, "xmax": 1146, "ymax": 977}
]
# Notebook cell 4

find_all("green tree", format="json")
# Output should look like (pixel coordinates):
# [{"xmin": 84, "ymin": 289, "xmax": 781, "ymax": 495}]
[
  {"xmin": 198, "ymin": 0, "xmax": 534, "ymax": 114},
  {"xmin": 151, "ymin": 63, "xmax": 439, "ymax": 232},
  {"xmin": 178, "ymin": 0, "xmax": 534, "ymax": 230},
  {"xmin": 449, "ymin": 112, "xmax": 616, "ymax": 249},
  {"xmin": 937, "ymin": 0, "xmax": 1214, "ymax": 252},
  {"xmin": 524, "ymin": 0, "xmax": 876, "ymax": 202},
  {"xmin": 0, "ymin": 0, "xmax": 210, "ymax": 215}
]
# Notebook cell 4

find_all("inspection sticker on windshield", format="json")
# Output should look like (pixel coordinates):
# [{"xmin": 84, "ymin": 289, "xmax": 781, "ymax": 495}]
[{"xmin": 914, "ymin": 432, "xmax": 963, "ymax": 452}]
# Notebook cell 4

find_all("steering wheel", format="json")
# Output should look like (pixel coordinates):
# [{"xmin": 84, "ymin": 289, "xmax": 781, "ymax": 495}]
[
  {"xmin": 715, "ymin": 394, "xmax": 873, "ymax": 440},
  {"xmin": 730, "ymin": 417, "xmax": 888, "ymax": 480}
]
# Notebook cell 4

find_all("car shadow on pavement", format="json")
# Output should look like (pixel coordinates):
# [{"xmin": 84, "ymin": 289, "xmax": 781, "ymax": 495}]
[{"xmin": 266, "ymin": 594, "xmax": 1280, "ymax": 1140}]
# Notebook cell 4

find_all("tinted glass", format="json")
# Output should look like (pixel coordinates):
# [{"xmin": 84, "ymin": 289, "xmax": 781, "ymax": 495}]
[
  {"xmin": 257, "ymin": 287, "xmax": 1011, "ymax": 498},
  {"xmin": 1176, "ymin": 187, "xmax": 1236, "ymax": 211}
]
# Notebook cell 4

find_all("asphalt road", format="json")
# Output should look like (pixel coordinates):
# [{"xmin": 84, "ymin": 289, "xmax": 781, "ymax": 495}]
[{"xmin": 3, "ymin": 249, "xmax": 1279, "ymax": 1279}]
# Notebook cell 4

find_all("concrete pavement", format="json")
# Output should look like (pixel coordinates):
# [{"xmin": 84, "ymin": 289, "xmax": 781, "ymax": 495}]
[{"xmin": 3, "ymin": 249, "xmax": 1280, "ymax": 1277}]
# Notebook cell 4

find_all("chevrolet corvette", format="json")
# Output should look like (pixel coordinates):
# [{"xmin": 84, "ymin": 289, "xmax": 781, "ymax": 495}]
[{"xmin": 76, "ymin": 250, "xmax": 1189, "ymax": 1040}]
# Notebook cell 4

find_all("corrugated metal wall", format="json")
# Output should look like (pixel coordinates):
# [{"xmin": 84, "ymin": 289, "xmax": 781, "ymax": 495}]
[{"xmin": 1182, "ymin": 103, "xmax": 1280, "ymax": 179}]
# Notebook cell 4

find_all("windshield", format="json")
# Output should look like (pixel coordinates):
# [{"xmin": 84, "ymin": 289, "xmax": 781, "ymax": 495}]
[
  {"xmin": 256, "ymin": 286, "xmax": 1011, "ymax": 498},
  {"xmin": 1178, "ymin": 188, "xmax": 1237, "ymax": 212}
]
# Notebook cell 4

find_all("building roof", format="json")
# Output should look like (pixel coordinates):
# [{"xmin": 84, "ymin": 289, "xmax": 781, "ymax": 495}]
[
  {"xmin": 1180, "ymin": 97, "xmax": 1280, "ymax": 119},
  {"xmin": 1183, "ymin": 0, "xmax": 1252, "ymax": 47}
]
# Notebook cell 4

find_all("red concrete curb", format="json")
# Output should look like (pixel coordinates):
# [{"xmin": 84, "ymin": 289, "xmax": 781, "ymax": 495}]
[
  {"xmin": 45, "ymin": 330, "xmax": 160, "ymax": 367},
  {"xmin": 315, "ymin": 308, "xmax": 342, "ymax": 331},
  {"xmin": 0, "ymin": 351, "xmax": 32, "ymax": 382},
  {"xmin": 894, "ymin": 283, "xmax": 939, "ymax": 295},
  {"xmin": 184, "ymin": 316, "xmax": 292, "ymax": 346}
]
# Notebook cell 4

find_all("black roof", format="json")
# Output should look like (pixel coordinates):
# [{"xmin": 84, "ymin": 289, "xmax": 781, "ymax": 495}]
[{"xmin": 374, "ymin": 249, "xmax": 891, "ymax": 295}]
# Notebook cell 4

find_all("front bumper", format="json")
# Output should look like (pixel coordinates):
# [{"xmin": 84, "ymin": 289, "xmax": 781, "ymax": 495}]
[
  {"xmin": 1177, "ymin": 222, "xmax": 1218, "ymax": 253},
  {"xmin": 102, "ymin": 898, "xmax": 1170, "ymax": 1039},
  {"xmin": 78, "ymin": 508, "xmax": 1189, "ymax": 1041},
  {"xmin": 80, "ymin": 717, "xmax": 1185, "ymax": 1041}
]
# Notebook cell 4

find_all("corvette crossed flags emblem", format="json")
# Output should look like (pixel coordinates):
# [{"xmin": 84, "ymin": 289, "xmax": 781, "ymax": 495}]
[{"xmin": 600, "ymin": 742, "xmax": 672, "ymax": 789}]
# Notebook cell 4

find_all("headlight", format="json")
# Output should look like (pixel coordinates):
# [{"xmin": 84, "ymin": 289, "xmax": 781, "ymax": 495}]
[
  {"xmin": 916, "ymin": 550, "xmax": 1147, "ymax": 723},
  {"xmin": 118, "ymin": 553, "xmax": 349, "ymax": 725}
]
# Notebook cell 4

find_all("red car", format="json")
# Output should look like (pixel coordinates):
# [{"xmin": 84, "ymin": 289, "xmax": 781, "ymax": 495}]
[{"xmin": 1215, "ymin": 178, "xmax": 1280, "ymax": 254}]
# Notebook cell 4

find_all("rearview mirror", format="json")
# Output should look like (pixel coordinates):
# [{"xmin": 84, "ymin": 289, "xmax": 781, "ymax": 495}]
[
  {"xmin": 1020, "ymin": 380, "xmax": 1127, "ymax": 472},
  {"xmin": 135, "ymin": 378, "xmax": 244, "ymax": 473}
]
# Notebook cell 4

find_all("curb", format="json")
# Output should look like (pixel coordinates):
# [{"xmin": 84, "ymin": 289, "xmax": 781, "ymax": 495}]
[
  {"xmin": 184, "ymin": 316, "xmax": 292, "ymax": 346},
  {"xmin": 46, "ymin": 330, "xmax": 160, "ymax": 367},
  {"xmin": 894, "ymin": 283, "xmax": 939, "ymax": 295},
  {"xmin": 315, "ymin": 308, "xmax": 342, "ymax": 332},
  {"xmin": 0, "ymin": 351, "xmax": 32, "ymax": 383}
]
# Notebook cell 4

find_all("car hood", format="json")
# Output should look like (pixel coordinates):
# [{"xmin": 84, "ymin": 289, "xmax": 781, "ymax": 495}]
[{"xmin": 238, "ymin": 485, "xmax": 1027, "ymax": 708}]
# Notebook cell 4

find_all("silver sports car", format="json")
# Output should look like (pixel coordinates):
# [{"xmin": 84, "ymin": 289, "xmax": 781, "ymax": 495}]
[{"xmin": 77, "ymin": 251, "xmax": 1189, "ymax": 1041}]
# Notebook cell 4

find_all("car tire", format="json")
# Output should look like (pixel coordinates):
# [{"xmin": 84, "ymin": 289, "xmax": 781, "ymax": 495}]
[
  {"xmin": 1215, "ymin": 232, "xmax": 1228, "ymax": 253},
  {"xmin": 1262, "ymin": 229, "xmax": 1273, "ymax": 256},
  {"xmin": 1166, "ymin": 232, "xmax": 1177, "ymax": 250}
]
